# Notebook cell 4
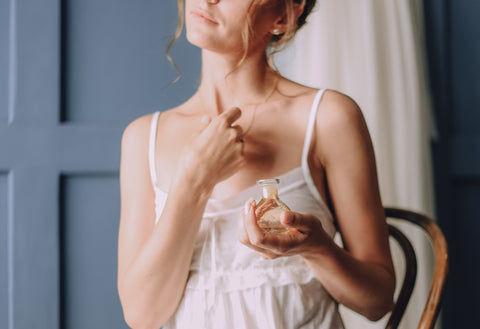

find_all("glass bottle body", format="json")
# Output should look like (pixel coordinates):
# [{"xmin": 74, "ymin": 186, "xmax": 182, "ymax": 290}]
[{"xmin": 255, "ymin": 178, "xmax": 291, "ymax": 233}]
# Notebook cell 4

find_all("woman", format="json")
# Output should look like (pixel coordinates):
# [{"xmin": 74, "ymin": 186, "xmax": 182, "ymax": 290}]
[{"xmin": 117, "ymin": 0, "xmax": 395, "ymax": 328}]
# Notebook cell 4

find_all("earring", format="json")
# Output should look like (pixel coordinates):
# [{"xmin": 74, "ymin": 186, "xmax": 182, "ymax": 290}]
[{"xmin": 272, "ymin": 29, "xmax": 280, "ymax": 35}]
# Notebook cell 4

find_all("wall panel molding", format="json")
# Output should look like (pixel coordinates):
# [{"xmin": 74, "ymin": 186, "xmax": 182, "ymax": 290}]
[
  {"xmin": 13, "ymin": 0, "xmax": 60, "ymax": 124},
  {"xmin": 0, "ymin": 0, "xmax": 12, "ymax": 123},
  {"xmin": 59, "ymin": 173, "xmax": 127, "ymax": 329},
  {"xmin": 59, "ymin": 0, "xmax": 200, "ymax": 125},
  {"xmin": 0, "ymin": 171, "xmax": 13, "ymax": 329},
  {"xmin": 1, "ymin": 1, "xmax": 200, "ymax": 328},
  {"xmin": 0, "ymin": 0, "xmax": 8, "ymax": 121}
]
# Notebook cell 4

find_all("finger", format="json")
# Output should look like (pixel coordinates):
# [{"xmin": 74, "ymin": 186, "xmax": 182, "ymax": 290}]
[
  {"xmin": 230, "ymin": 124, "xmax": 244, "ymax": 141},
  {"xmin": 255, "ymin": 250, "xmax": 279, "ymax": 260},
  {"xmin": 281, "ymin": 211, "xmax": 316, "ymax": 232},
  {"xmin": 220, "ymin": 107, "xmax": 242, "ymax": 126},
  {"xmin": 237, "ymin": 211, "xmax": 250, "ymax": 245},
  {"xmin": 231, "ymin": 136, "xmax": 246, "ymax": 159},
  {"xmin": 239, "ymin": 226, "xmax": 278, "ymax": 257},
  {"xmin": 238, "ymin": 208, "xmax": 275, "ymax": 256},
  {"xmin": 196, "ymin": 115, "xmax": 212, "ymax": 135},
  {"xmin": 239, "ymin": 138, "xmax": 246, "ymax": 155},
  {"xmin": 200, "ymin": 114, "xmax": 211, "ymax": 126},
  {"xmin": 243, "ymin": 198, "xmax": 267, "ymax": 247}
]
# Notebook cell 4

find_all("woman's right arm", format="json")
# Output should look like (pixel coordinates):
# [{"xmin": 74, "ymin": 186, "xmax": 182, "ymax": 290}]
[{"xmin": 117, "ymin": 109, "xmax": 245, "ymax": 329}]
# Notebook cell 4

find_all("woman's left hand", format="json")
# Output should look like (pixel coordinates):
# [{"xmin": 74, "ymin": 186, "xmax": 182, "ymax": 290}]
[{"xmin": 238, "ymin": 198, "xmax": 330, "ymax": 259}]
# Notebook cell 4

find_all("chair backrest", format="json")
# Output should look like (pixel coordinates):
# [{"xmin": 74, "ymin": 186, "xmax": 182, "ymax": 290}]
[{"xmin": 384, "ymin": 207, "xmax": 449, "ymax": 329}]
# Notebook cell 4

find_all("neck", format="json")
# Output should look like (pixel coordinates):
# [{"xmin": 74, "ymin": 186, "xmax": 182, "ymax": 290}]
[{"xmin": 197, "ymin": 49, "xmax": 278, "ymax": 115}]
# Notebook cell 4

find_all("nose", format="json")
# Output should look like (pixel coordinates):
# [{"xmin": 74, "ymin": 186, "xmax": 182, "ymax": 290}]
[{"xmin": 206, "ymin": 0, "xmax": 219, "ymax": 4}]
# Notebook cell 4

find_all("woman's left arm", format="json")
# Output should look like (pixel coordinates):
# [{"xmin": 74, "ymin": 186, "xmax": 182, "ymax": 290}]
[
  {"xmin": 239, "ymin": 91, "xmax": 395, "ymax": 321},
  {"xmin": 306, "ymin": 90, "xmax": 395, "ymax": 320}
]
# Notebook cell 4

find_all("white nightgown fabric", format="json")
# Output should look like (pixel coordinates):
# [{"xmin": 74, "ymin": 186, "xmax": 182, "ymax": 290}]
[{"xmin": 149, "ymin": 89, "xmax": 345, "ymax": 329}]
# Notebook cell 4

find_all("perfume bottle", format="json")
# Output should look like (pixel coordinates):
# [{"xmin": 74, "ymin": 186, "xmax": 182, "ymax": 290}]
[{"xmin": 255, "ymin": 178, "xmax": 291, "ymax": 233}]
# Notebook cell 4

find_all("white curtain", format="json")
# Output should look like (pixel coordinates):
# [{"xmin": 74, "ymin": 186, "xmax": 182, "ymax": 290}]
[{"xmin": 275, "ymin": 1, "xmax": 437, "ymax": 328}]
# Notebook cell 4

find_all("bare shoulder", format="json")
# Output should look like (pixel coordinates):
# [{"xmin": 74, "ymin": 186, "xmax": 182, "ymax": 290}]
[
  {"xmin": 122, "ymin": 113, "xmax": 156, "ymax": 150},
  {"xmin": 315, "ymin": 90, "xmax": 373, "ymax": 164},
  {"xmin": 318, "ymin": 90, "xmax": 365, "ymax": 129},
  {"xmin": 119, "ymin": 114, "xmax": 158, "ymax": 200},
  {"xmin": 121, "ymin": 103, "xmax": 189, "ymax": 150}
]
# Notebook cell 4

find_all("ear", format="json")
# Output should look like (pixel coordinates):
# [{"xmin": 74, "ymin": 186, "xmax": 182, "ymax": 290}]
[
  {"xmin": 293, "ymin": 0, "xmax": 306, "ymax": 19},
  {"xmin": 270, "ymin": 16, "xmax": 286, "ymax": 36},
  {"xmin": 269, "ymin": 1, "xmax": 306, "ymax": 36}
]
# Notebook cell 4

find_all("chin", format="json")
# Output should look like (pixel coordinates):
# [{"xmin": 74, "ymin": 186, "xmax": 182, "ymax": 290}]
[
  {"xmin": 186, "ymin": 31, "xmax": 240, "ymax": 54},
  {"xmin": 185, "ymin": 22, "xmax": 208, "ymax": 46},
  {"xmin": 186, "ymin": 33, "xmax": 214, "ymax": 50},
  {"xmin": 185, "ymin": 30, "xmax": 205, "ymax": 47}
]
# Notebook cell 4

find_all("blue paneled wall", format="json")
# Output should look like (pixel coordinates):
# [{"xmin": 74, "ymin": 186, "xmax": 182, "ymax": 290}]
[{"xmin": 0, "ymin": 1, "xmax": 200, "ymax": 328}]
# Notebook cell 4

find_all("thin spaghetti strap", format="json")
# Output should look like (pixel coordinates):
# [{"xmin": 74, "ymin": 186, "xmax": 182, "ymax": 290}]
[
  {"xmin": 301, "ymin": 89, "xmax": 327, "ymax": 202},
  {"xmin": 149, "ymin": 111, "xmax": 161, "ymax": 188},
  {"xmin": 301, "ymin": 89, "xmax": 326, "ymax": 163}
]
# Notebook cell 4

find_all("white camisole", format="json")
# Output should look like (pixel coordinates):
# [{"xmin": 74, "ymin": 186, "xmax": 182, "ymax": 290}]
[{"xmin": 149, "ymin": 89, "xmax": 345, "ymax": 329}]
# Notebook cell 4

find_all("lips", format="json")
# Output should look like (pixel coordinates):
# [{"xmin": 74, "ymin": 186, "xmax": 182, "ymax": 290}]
[{"xmin": 191, "ymin": 8, "xmax": 219, "ymax": 24}]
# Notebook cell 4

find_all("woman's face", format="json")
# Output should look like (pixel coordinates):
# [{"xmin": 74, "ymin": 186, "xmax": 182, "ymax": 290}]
[{"xmin": 185, "ymin": 0, "xmax": 279, "ymax": 55}]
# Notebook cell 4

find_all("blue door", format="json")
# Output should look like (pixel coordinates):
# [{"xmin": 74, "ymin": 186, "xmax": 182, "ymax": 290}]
[
  {"xmin": 423, "ymin": 0, "xmax": 480, "ymax": 328},
  {"xmin": 0, "ymin": 0, "xmax": 200, "ymax": 327}
]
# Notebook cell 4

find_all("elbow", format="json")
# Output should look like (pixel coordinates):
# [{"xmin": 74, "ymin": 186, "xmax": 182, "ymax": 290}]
[
  {"xmin": 364, "ymin": 286, "xmax": 395, "ymax": 322},
  {"xmin": 122, "ymin": 309, "xmax": 144, "ymax": 329},
  {"xmin": 123, "ymin": 313, "xmax": 157, "ymax": 329},
  {"xmin": 119, "ymin": 293, "xmax": 145, "ymax": 329},
  {"xmin": 121, "ymin": 301, "xmax": 168, "ymax": 329},
  {"xmin": 364, "ymin": 299, "xmax": 395, "ymax": 322},
  {"xmin": 366, "ymin": 270, "xmax": 396, "ymax": 321},
  {"xmin": 360, "ymin": 278, "xmax": 396, "ymax": 321},
  {"xmin": 119, "ymin": 287, "xmax": 167, "ymax": 329},
  {"xmin": 119, "ymin": 282, "xmax": 178, "ymax": 329}
]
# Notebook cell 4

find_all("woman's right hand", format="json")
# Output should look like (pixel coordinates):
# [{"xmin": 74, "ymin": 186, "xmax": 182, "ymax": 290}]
[
  {"xmin": 175, "ymin": 107, "xmax": 247, "ymax": 190},
  {"xmin": 118, "ymin": 108, "xmax": 247, "ymax": 328}
]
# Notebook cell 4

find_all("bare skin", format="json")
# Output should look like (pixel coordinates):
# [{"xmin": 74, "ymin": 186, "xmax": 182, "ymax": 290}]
[{"xmin": 118, "ymin": 0, "xmax": 395, "ymax": 328}]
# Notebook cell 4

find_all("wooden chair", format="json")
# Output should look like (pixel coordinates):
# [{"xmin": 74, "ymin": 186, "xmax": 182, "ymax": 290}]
[{"xmin": 384, "ymin": 207, "xmax": 448, "ymax": 329}]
